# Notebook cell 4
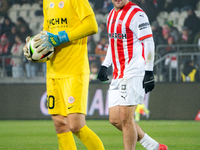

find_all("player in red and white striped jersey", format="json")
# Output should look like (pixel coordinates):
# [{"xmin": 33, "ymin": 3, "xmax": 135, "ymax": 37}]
[{"xmin": 97, "ymin": 0, "xmax": 168, "ymax": 150}]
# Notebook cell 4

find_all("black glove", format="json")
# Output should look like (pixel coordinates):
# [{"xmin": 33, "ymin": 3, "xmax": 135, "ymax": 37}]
[
  {"xmin": 143, "ymin": 71, "xmax": 155, "ymax": 93},
  {"xmin": 97, "ymin": 66, "xmax": 109, "ymax": 81}
]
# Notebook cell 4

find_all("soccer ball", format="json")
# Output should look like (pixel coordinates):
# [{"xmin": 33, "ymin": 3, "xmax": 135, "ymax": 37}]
[{"xmin": 27, "ymin": 36, "xmax": 54, "ymax": 62}]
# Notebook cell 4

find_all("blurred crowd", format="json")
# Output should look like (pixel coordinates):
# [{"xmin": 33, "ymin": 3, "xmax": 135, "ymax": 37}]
[
  {"xmin": 0, "ymin": 0, "xmax": 44, "ymax": 78},
  {"xmin": 0, "ymin": 0, "xmax": 200, "ymax": 82},
  {"xmin": 88, "ymin": 0, "xmax": 200, "ymax": 82}
]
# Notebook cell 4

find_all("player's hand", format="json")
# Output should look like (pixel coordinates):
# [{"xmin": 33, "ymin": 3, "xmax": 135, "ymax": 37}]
[
  {"xmin": 97, "ymin": 66, "xmax": 109, "ymax": 81},
  {"xmin": 40, "ymin": 31, "xmax": 69, "ymax": 47},
  {"xmin": 23, "ymin": 36, "xmax": 33, "ymax": 61},
  {"xmin": 34, "ymin": 31, "xmax": 55, "ymax": 54},
  {"xmin": 23, "ymin": 33, "xmax": 55, "ymax": 62},
  {"xmin": 143, "ymin": 71, "xmax": 155, "ymax": 93}
]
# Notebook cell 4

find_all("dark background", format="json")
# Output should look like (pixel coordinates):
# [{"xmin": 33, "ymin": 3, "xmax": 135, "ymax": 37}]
[{"xmin": 0, "ymin": 82, "xmax": 199, "ymax": 120}]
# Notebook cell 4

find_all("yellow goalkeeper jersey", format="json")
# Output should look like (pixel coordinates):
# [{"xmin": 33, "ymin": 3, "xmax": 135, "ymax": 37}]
[{"xmin": 43, "ymin": 0, "xmax": 94, "ymax": 78}]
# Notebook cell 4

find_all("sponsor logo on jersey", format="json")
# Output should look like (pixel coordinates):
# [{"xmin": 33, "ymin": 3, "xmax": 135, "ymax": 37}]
[
  {"xmin": 121, "ymin": 95, "xmax": 126, "ymax": 100},
  {"xmin": 108, "ymin": 33, "xmax": 127, "ymax": 39},
  {"xmin": 47, "ymin": 18, "xmax": 67, "ymax": 26},
  {"xmin": 59, "ymin": 1, "xmax": 64, "ymax": 8},
  {"xmin": 139, "ymin": 14, "xmax": 144, "ymax": 17},
  {"xmin": 138, "ymin": 22, "xmax": 150, "ymax": 30},
  {"xmin": 68, "ymin": 105, "xmax": 75, "ymax": 109},
  {"xmin": 50, "ymin": 2, "xmax": 55, "ymax": 8},
  {"xmin": 108, "ymin": 19, "xmax": 116, "ymax": 25}
]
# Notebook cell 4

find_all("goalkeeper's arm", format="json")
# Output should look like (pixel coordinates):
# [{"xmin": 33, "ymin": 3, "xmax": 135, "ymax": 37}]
[
  {"xmin": 42, "ymin": 14, "xmax": 98, "ymax": 47},
  {"xmin": 67, "ymin": 14, "xmax": 98, "ymax": 41}
]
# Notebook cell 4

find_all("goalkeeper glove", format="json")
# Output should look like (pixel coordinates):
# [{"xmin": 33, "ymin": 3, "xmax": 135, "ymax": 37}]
[
  {"xmin": 23, "ymin": 32, "xmax": 56, "ymax": 62},
  {"xmin": 97, "ymin": 66, "xmax": 109, "ymax": 81},
  {"xmin": 41, "ymin": 31, "xmax": 69, "ymax": 47},
  {"xmin": 23, "ymin": 36, "xmax": 34, "ymax": 61},
  {"xmin": 143, "ymin": 71, "xmax": 155, "ymax": 93}
]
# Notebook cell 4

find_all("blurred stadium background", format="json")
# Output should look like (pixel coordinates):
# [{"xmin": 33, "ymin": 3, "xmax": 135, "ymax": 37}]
[
  {"xmin": 0, "ymin": 0, "xmax": 200, "ymax": 149},
  {"xmin": 0, "ymin": 0, "xmax": 199, "ymax": 120}
]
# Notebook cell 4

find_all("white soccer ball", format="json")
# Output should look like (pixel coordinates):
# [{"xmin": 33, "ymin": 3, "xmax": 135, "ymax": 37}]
[{"xmin": 27, "ymin": 36, "xmax": 54, "ymax": 62}]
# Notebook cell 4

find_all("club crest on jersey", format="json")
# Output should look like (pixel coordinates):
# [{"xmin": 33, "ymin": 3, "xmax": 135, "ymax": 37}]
[
  {"xmin": 109, "ymin": 33, "xmax": 127, "ymax": 39},
  {"xmin": 59, "ymin": 1, "xmax": 64, "ymax": 8},
  {"xmin": 121, "ymin": 85, "xmax": 126, "ymax": 90},
  {"xmin": 108, "ymin": 19, "xmax": 116, "ymax": 24},
  {"xmin": 68, "ymin": 96, "xmax": 75, "ymax": 104},
  {"xmin": 118, "ymin": 20, "xmax": 123, "ymax": 25}
]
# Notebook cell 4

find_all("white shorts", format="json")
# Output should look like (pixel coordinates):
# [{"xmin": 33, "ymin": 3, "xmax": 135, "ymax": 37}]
[{"xmin": 108, "ymin": 76, "xmax": 145, "ymax": 108}]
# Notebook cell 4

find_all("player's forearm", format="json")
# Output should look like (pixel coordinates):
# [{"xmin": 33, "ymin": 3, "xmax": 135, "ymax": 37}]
[
  {"xmin": 67, "ymin": 14, "xmax": 98, "ymax": 41},
  {"xmin": 142, "ymin": 37, "xmax": 155, "ymax": 71},
  {"xmin": 40, "ymin": 15, "xmax": 98, "ymax": 47},
  {"xmin": 102, "ymin": 45, "xmax": 112, "ymax": 67}
]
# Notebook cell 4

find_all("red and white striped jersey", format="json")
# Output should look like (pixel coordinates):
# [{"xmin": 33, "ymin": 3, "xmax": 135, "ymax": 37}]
[{"xmin": 102, "ymin": 2, "xmax": 153, "ymax": 79}]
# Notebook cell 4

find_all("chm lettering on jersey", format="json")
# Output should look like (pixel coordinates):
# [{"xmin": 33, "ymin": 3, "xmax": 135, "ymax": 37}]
[
  {"xmin": 108, "ymin": 33, "xmax": 127, "ymax": 39},
  {"xmin": 47, "ymin": 18, "xmax": 67, "ymax": 26}
]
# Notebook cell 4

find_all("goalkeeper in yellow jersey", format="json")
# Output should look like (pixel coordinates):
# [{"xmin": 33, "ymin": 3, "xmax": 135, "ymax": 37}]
[{"xmin": 23, "ymin": 0, "xmax": 105, "ymax": 150}]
